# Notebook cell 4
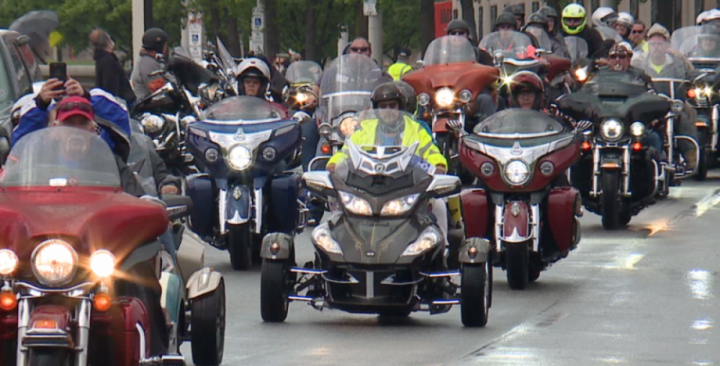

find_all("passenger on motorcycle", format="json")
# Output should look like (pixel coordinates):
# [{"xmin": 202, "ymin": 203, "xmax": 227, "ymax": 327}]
[
  {"xmin": 687, "ymin": 25, "xmax": 720, "ymax": 58},
  {"xmin": 130, "ymin": 28, "xmax": 170, "ymax": 100},
  {"xmin": 326, "ymin": 82, "xmax": 454, "ymax": 237},
  {"xmin": 615, "ymin": 12, "xmax": 635, "ymax": 42},
  {"xmin": 538, "ymin": 6, "xmax": 567, "ymax": 50},
  {"xmin": 561, "ymin": 3, "xmax": 608, "ymax": 59}
]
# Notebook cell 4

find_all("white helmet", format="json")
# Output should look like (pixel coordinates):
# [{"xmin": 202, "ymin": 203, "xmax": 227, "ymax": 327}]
[
  {"xmin": 616, "ymin": 12, "xmax": 634, "ymax": 28},
  {"xmin": 592, "ymin": 7, "xmax": 617, "ymax": 27},
  {"xmin": 698, "ymin": 9, "xmax": 720, "ymax": 24},
  {"xmin": 235, "ymin": 58, "xmax": 271, "ymax": 80}
]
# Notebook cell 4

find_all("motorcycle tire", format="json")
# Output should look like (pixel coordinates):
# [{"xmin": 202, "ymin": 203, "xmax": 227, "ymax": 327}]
[
  {"xmin": 228, "ymin": 223, "xmax": 253, "ymax": 271},
  {"xmin": 191, "ymin": 280, "xmax": 226, "ymax": 366},
  {"xmin": 28, "ymin": 349, "xmax": 70, "ymax": 366},
  {"xmin": 260, "ymin": 260, "xmax": 290, "ymax": 322},
  {"xmin": 601, "ymin": 170, "xmax": 625, "ymax": 230},
  {"xmin": 696, "ymin": 146, "xmax": 709, "ymax": 181},
  {"xmin": 505, "ymin": 242, "xmax": 529, "ymax": 290},
  {"xmin": 461, "ymin": 262, "xmax": 490, "ymax": 327}
]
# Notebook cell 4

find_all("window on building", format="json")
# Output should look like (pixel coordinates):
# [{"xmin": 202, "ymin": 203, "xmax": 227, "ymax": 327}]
[
  {"xmin": 591, "ymin": 0, "xmax": 599, "ymax": 12},
  {"xmin": 532, "ymin": 2, "xmax": 539, "ymax": 13},
  {"xmin": 490, "ymin": 5, "xmax": 497, "ymax": 30},
  {"xmin": 453, "ymin": 9, "xmax": 459, "ymax": 19},
  {"xmin": 478, "ymin": 6, "xmax": 484, "ymax": 39}
]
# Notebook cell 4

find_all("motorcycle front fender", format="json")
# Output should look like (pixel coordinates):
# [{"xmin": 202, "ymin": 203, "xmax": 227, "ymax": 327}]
[
  {"xmin": 187, "ymin": 268, "xmax": 223, "ymax": 299},
  {"xmin": 224, "ymin": 183, "xmax": 252, "ymax": 225},
  {"xmin": 260, "ymin": 232, "xmax": 294, "ymax": 260},
  {"xmin": 458, "ymin": 237, "xmax": 490, "ymax": 264},
  {"xmin": 159, "ymin": 272, "xmax": 184, "ymax": 325}
]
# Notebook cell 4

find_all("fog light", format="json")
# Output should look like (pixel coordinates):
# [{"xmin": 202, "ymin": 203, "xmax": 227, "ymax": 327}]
[
  {"xmin": 262, "ymin": 146, "xmax": 277, "ymax": 161},
  {"xmin": 582, "ymin": 141, "xmax": 591, "ymax": 151},
  {"xmin": 480, "ymin": 162, "xmax": 495, "ymax": 176},
  {"xmin": 468, "ymin": 246, "xmax": 478, "ymax": 258},
  {"xmin": 205, "ymin": 148, "xmax": 219, "ymax": 163},
  {"xmin": 93, "ymin": 292, "xmax": 112, "ymax": 312},
  {"xmin": 270, "ymin": 242, "xmax": 280, "ymax": 254},
  {"xmin": 0, "ymin": 290, "xmax": 16, "ymax": 311}
]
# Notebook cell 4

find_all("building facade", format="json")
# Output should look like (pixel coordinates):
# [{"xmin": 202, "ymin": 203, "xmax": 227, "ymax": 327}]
[{"xmin": 450, "ymin": 0, "xmax": 718, "ymax": 42}]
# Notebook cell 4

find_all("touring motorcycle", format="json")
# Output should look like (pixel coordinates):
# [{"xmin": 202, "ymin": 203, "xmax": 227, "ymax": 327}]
[
  {"xmin": 259, "ymin": 110, "xmax": 491, "ymax": 327},
  {"xmin": 403, "ymin": 36, "xmax": 498, "ymax": 180},
  {"xmin": 0, "ymin": 127, "xmax": 225, "ymax": 365},
  {"xmin": 459, "ymin": 109, "xmax": 582, "ymax": 290},
  {"xmin": 284, "ymin": 60, "xmax": 323, "ymax": 114},
  {"xmin": 185, "ymin": 96, "xmax": 307, "ymax": 270}
]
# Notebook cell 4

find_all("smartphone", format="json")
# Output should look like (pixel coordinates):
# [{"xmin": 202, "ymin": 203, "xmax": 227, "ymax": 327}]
[{"xmin": 49, "ymin": 62, "xmax": 67, "ymax": 85}]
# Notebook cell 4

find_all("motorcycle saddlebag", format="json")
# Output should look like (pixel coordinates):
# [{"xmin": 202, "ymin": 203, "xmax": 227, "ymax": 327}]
[
  {"xmin": 460, "ymin": 188, "xmax": 489, "ymax": 239},
  {"xmin": 186, "ymin": 174, "xmax": 215, "ymax": 239},
  {"xmin": 546, "ymin": 187, "xmax": 580, "ymax": 252},
  {"xmin": 108, "ymin": 297, "xmax": 151, "ymax": 366},
  {"xmin": 269, "ymin": 173, "xmax": 301, "ymax": 234}
]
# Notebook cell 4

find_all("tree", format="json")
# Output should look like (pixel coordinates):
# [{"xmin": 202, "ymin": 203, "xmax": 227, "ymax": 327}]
[{"xmin": 420, "ymin": 0, "xmax": 434, "ymax": 55}]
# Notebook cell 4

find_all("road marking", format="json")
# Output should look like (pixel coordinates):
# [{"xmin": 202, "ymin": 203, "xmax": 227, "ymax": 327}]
[
  {"xmin": 694, "ymin": 188, "xmax": 720, "ymax": 218},
  {"xmin": 603, "ymin": 253, "xmax": 644, "ymax": 270}
]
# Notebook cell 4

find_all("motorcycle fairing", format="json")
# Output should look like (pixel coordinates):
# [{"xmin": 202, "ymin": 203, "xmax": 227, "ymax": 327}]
[
  {"xmin": 268, "ymin": 173, "xmax": 301, "ymax": 234},
  {"xmin": 557, "ymin": 91, "xmax": 670, "ymax": 124},
  {"xmin": 403, "ymin": 62, "xmax": 499, "ymax": 100},
  {"xmin": 0, "ymin": 190, "xmax": 168, "ymax": 261}
]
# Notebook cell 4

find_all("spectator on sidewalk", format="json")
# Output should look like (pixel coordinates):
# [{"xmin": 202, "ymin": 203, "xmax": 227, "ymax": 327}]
[{"xmin": 90, "ymin": 28, "xmax": 136, "ymax": 106}]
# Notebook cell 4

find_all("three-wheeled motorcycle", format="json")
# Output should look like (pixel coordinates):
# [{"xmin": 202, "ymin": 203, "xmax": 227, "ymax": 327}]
[
  {"xmin": 0, "ymin": 127, "xmax": 225, "ymax": 366},
  {"xmin": 459, "ymin": 109, "xmax": 583, "ymax": 290},
  {"xmin": 185, "ymin": 96, "xmax": 307, "ymax": 270},
  {"xmin": 259, "ymin": 110, "xmax": 492, "ymax": 327}
]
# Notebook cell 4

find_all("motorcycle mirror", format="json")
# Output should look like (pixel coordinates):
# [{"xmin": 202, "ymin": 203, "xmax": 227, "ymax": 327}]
[
  {"xmin": 293, "ymin": 111, "xmax": 312, "ymax": 124},
  {"xmin": 162, "ymin": 194, "xmax": 194, "ymax": 220},
  {"xmin": 426, "ymin": 174, "xmax": 462, "ymax": 198},
  {"xmin": 14, "ymin": 35, "xmax": 31, "ymax": 47},
  {"xmin": 493, "ymin": 52, "xmax": 505, "ymax": 66},
  {"xmin": 302, "ymin": 171, "xmax": 336, "ymax": 199},
  {"xmin": 416, "ymin": 59, "xmax": 424, "ymax": 66}
]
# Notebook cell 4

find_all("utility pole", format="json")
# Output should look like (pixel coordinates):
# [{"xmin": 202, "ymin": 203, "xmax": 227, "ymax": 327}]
[
  {"xmin": 132, "ymin": 0, "xmax": 144, "ymax": 66},
  {"xmin": 366, "ymin": 0, "xmax": 383, "ymax": 66},
  {"xmin": 144, "ymin": 0, "xmax": 153, "ymax": 29}
]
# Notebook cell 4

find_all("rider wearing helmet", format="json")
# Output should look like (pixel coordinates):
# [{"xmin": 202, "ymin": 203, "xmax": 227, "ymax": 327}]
[
  {"xmin": 447, "ymin": 19, "xmax": 493, "ymax": 65},
  {"xmin": 591, "ymin": 7, "xmax": 618, "ymax": 29},
  {"xmin": 561, "ymin": 3, "xmax": 607, "ymax": 59},
  {"xmin": 615, "ymin": 12, "xmax": 635, "ymax": 41},
  {"xmin": 508, "ymin": 71, "xmax": 545, "ymax": 111},
  {"xmin": 130, "ymin": 28, "xmax": 170, "ymax": 100},
  {"xmin": 504, "ymin": 4, "xmax": 526, "ymax": 31},
  {"xmin": 538, "ymin": 6, "xmax": 572, "ymax": 57},
  {"xmin": 525, "ymin": 12, "xmax": 570, "ymax": 58},
  {"xmin": 689, "ymin": 24, "xmax": 720, "ymax": 58},
  {"xmin": 236, "ymin": 58, "xmax": 271, "ymax": 98}
]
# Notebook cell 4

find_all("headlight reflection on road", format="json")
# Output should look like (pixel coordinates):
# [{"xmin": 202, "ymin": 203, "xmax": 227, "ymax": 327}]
[
  {"xmin": 691, "ymin": 318, "xmax": 713, "ymax": 331},
  {"xmin": 687, "ymin": 269, "xmax": 713, "ymax": 300}
]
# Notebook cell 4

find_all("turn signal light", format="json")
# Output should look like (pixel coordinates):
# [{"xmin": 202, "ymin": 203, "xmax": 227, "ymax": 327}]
[
  {"xmin": 321, "ymin": 144, "xmax": 330, "ymax": 154},
  {"xmin": 93, "ymin": 293, "xmax": 112, "ymax": 312},
  {"xmin": 581, "ymin": 141, "xmax": 591, "ymax": 151},
  {"xmin": 687, "ymin": 89, "xmax": 697, "ymax": 98},
  {"xmin": 0, "ymin": 291, "xmax": 16, "ymax": 311},
  {"xmin": 632, "ymin": 142, "xmax": 642, "ymax": 151},
  {"xmin": 33, "ymin": 320, "xmax": 58, "ymax": 329}
]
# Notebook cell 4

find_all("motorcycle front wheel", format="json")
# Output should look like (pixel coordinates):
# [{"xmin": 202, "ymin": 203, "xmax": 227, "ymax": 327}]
[
  {"xmin": 228, "ymin": 223, "xmax": 253, "ymax": 270},
  {"xmin": 601, "ymin": 170, "xmax": 627, "ymax": 230}
]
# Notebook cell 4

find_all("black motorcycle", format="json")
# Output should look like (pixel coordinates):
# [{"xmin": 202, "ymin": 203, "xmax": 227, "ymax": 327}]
[
  {"xmin": 558, "ymin": 70, "xmax": 693, "ymax": 229},
  {"xmin": 259, "ymin": 112, "xmax": 491, "ymax": 327}
]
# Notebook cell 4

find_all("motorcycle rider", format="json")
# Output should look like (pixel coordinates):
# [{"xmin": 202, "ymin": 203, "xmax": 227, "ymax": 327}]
[
  {"xmin": 504, "ymin": 4, "xmax": 526, "ymax": 31},
  {"xmin": 388, "ymin": 47, "xmax": 413, "ymax": 81},
  {"xmin": 130, "ymin": 28, "xmax": 170, "ymax": 100},
  {"xmin": 508, "ymin": 72, "xmax": 546, "ymax": 111},
  {"xmin": 326, "ymin": 82, "xmax": 459, "ymax": 237},
  {"xmin": 561, "ymin": 3, "xmax": 608, "ymax": 59},
  {"xmin": 615, "ymin": 12, "xmax": 635, "ymax": 42},
  {"xmin": 524, "ymin": 12, "xmax": 570, "ymax": 58},
  {"xmin": 236, "ymin": 58, "xmax": 272, "ymax": 99},
  {"xmin": 631, "ymin": 25, "xmax": 691, "ymax": 80},
  {"xmin": 538, "ymin": 6, "xmax": 568, "ymax": 50},
  {"xmin": 687, "ymin": 25, "xmax": 720, "ymax": 58},
  {"xmin": 483, "ymin": 12, "xmax": 536, "ymax": 59},
  {"xmin": 446, "ymin": 19, "xmax": 494, "ymax": 66},
  {"xmin": 591, "ymin": 7, "xmax": 618, "ymax": 29}
]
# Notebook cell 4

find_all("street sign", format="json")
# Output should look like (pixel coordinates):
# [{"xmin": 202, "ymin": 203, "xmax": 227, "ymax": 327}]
[
  {"xmin": 363, "ymin": 0, "xmax": 377, "ymax": 16},
  {"xmin": 188, "ymin": 22, "xmax": 203, "ymax": 63}
]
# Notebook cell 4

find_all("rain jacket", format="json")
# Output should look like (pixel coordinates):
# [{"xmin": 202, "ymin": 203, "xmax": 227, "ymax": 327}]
[{"xmin": 328, "ymin": 115, "xmax": 447, "ymax": 168}]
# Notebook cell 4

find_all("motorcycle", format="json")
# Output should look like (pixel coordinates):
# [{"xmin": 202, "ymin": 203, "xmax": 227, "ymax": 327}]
[
  {"xmin": 675, "ymin": 28, "xmax": 720, "ymax": 180},
  {"xmin": 259, "ymin": 110, "xmax": 492, "ymax": 326},
  {"xmin": 315, "ymin": 54, "xmax": 384, "ymax": 160},
  {"xmin": 284, "ymin": 60, "xmax": 323, "ymax": 113},
  {"xmin": 132, "ymin": 48, "xmax": 218, "ymax": 176},
  {"xmin": 0, "ymin": 127, "xmax": 225, "ymax": 365},
  {"xmin": 403, "ymin": 36, "xmax": 499, "ymax": 181},
  {"xmin": 459, "ymin": 109, "xmax": 582, "ymax": 290},
  {"xmin": 198, "ymin": 37, "xmax": 240, "ymax": 105},
  {"xmin": 556, "ymin": 69, "xmax": 693, "ymax": 229},
  {"xmin": 185, "ymin": 96, "xmax": 307, "ymax": 270}
]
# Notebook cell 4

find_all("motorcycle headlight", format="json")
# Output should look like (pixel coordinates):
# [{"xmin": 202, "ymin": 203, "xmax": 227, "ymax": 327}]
[
  {"xmin": 31, "ymin": 239, "xmax": 77, "ymax": 286},
  {"xmin": 0, "ymin": 249, "xmax": 18, "ymax": 276},
  {"xmin": 295, "ymin": 92, "xmax": 309, "ymax": 103},
  {"xmin": 141, "ymin": 114, "xmax": 165, "ymax": 134},
  {"xmin": 312, "ymin": 225, "xmax": 342, "ymax": 254},
  {"xmin": 226, "ymin": 145, "xmax": 252, "ymax": 171},
  {"xmin": 381, "ymin": 194, "xmax": 419, "ymax": 216},
  {"xmin": 435, "ymin": 87, "xmax": 454, "ymax": 108},
  {"xmin": 504, "ymin": 160, "xmax": 530, "ymax": 185},
  {"xmin": 458, "ymin": 89, "xmax": 473, "ymax": 104},
  {"xmin": 402, "ymin": 227, "xmax": 441, "ymax": 256},
  {"xmin": 339, "ymin": 191, "xmax": 372, "ymax": 215},
  {"xmin": 671, "ymin": 100, "xmax": 684, "ymax": 113},
  {"xmin": 339, "ymin": 117, "xmax": 359, "ymax": 137},
  {"xmin": 630, "ymin": 122, "xmax": 645, "ymax": 137},
  {"xmin": 574, "ymin": 67, "xmax": 588, "ymax": 82},
  {"xmin": 90, "ymin": 250, "xmax": 115, "ymax": 278},
  {"xmin": 601, "ymin": 119, "xmax": 624, "ymax": 140},
  {"xmin": 319, "ymin": 123, "xmax": 332, "ymax": 137},
  {"xmin": 418, "ymin": 93, "xmax": 430, "ymax": 106}
]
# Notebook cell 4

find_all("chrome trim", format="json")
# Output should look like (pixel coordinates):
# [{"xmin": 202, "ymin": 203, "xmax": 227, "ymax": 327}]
[
  {"xmin": 591, "ymin": 144, "xmax": 600, "ymax": 197},
  {"xmin": 290, "ymin": 268, "xmax": 327, "ymax": 275},
  {"xmin": 322, "ymin": 91, "xmax": 372, "ymax": 98},
  {"xmin": 219, "ymin": 189, "xmax": 228, "ymax": 235},
  {"xmin": 432, "ymin": 299, "xmax": 460, "ymax": 305},
  {"xmin": 712, "ymin": 105, "xmax": 719, "ymax": 152},
  {"xmin": 419, "ymin": 271, "xmax": 461, "ymax": 278},
  {"xmin": 227, "ymin": 210, "xmax": 248, "ymax": 225},
  {"xmin": 254, "ymin": 188, "xmax": 263, "ymax": 234},
  {"xmin": 675, "ymin": 135, "xmax": 702, "ymax": 179},
  {"xmin": 666, "ymin": 116, "xmax": 675, "ymax": 166},
  {"xmin": 531, "ymin": 204, "xmax": 540, "ymax": 252},
  {"xmin": 209, "ymin": 129, "xmax": 272, "ymax": 153},
  {"xmin": 16, "ymin": 281, "xmax": 94, "ymax": 295},
  {"xmin": 346, "ymin": 140, "xmax": 418, "ymax": 176},
  {"xmin": 202, "ymin": 117, "xmax": 283, "ymax": 125},
  {"xmin": 494, "ymin": 205, "xmax": 503, "ymax": 253},
  {"xmin": 426, "ymin": 175, "xmax": 461, "ymax": 193},
  {"xmin": 380, "ymin": 275, "xmax": 424, "ymax": 286},
  {"xmin": 16, "ymin": 299, "xmax": 30, "ymax": 363},
  {"xmin": 288, "ymin": 295, "xmax": 313, "ymax": 302},
  {"xmin": 322, "ymin": 273, "xmax": 359, "ymax": 284},
  {"xmin": 366, "ymin": 272, "xmax": 375, "ymax": 298},
  {"xmin": 476, "ymin": 130, "xmax": 560, "ymax": 139},
  {"xmin": 623, "ymin": 145, "xmax": 631, "ymax": 197},
  {"xmin": 75, "ymin": 299, "xmax": 91, "ymax": 366},
  {"xmin": 302, "ymin": 171, "xmax": 334, "ymax": 190}
]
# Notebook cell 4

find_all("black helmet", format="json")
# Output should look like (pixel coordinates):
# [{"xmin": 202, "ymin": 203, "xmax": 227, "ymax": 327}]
[
  {"xmin": 512, "ymin": 4, "xmax": 526, "ymax": 17},
  {"xmin": 371, "ymin": 82, "xmax": 405, "ymax": 110},
  {"xmin": 495, "ymin": 12, "xmax": 517, "ymax": 30},
  {"xmin": 538, "ymin": 6, "xmax": 558, "ymax": 19},
  {"xmin": 447, "ymin": 19, "xmax": 471, "ymax": 34},
  {"xmin": 398, "ymin": 47, "xmax": 411, "ymax": 58},
  {"xmin": 525, "ymin": 12, "xmax": 548, "ymax": 30},
  {"xmin": 142, "ymin": 28, "xmax": 169, "ymax": 52},
  {"xmin": 392, "ymin": 80, "xmax": 417, "ymax": 114}
]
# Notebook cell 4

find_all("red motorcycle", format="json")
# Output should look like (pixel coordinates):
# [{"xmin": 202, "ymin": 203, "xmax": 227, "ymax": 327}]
[
  {"xmin": 459, "ymin": 109, "xmax": 583, "ymax": 290},
  {"xmin": 0, "ymin": 127, "xmax": 223, "ymax": 365}
]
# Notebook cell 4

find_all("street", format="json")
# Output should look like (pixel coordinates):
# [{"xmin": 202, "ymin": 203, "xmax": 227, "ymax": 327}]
[{"xmin": 183, "ymin": 176, "xmax": 720, "ymax": 366}]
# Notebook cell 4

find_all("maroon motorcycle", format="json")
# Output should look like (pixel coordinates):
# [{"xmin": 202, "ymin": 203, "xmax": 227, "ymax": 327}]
[{"xmin": 459, "ymin": 109, "xmax": 583, "ymax": 290}]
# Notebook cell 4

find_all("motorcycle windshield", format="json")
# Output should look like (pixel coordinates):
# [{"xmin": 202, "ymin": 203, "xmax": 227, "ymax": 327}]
[
  {"xmin": 286, "ymin": 61, "xmax": 323, "ymax": 85},
  {"xmin": 581, "ymin": 70, "xmax": 648, "ymax": 99},
  {"xmin": 201, "ymin": 96, "xmax": 283, "ymax": 122},
  {"xmin": 631, "ymin": 39, "xmax": 690, "ymax": 80},
  {"xmin": 168, "ymin": 47, "xmax": 218, "ymax": 94},
  {"xmin": 321, "ymin": 54, "xmax": 382, "ymax": 119},
  {"xmin": 525, "ymin": 25, "xmax": 553, "ymax": 52},
  {"xmin": 565, "ymin": 36, "xmax": 589, "ymax": 62},
  {"xmin": 596, "ymin": 25, "xmax": 623, "ymax": 42},
  {"xmin": 1, "ymin": 127, "xmax": 121, "ymax": 188},
  {"xmin": 473, "ymin": 109, "xmax": 565, "ymax": 145},
  {"xmin": 679, "ymin": 33, "xmax": 720, "ymax": 60},
  {"xmin": 479, "ymin": 31, "xmax": 533, "ymax": 58},
  {"xmin": 216, "ymin": 37, "xmax": 237, "ymax": 72},
  {"xmin": 423, "ymin": 36, "xmax": 476, "ymax": 65}
]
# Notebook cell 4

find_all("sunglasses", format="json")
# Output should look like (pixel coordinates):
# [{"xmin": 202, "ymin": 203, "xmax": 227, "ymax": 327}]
[
  {"xmin": 57, "ymin": 102, "xmax": 93, "ymax": 112},
  {"xmin": 378, "ymin": 102, "xmax": 399, "ymax": 109},
  {"xmin": 565, "ymin": 18, "xmax": 582, "ymax": 24},
  {"xmin": 631, "ymin": 29, "xmax": 645, "ymax": 34},
  {"xmin": 497, "ymin": 25, "xmax": 514, "ymax": 30},
  {"xmin": 609, "ymin": 54, "xmax": 628, "ymax": 60},
  {"xmin": 350, "ymin": 47, "xmax": 370, "ymax": 53},
  {"xmin": 449, "ymin": 30, "xmax": 468, "ymax": 36}
]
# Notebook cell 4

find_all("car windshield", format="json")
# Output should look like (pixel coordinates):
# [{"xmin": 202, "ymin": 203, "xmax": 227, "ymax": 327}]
[
  {"xmin": 201, "ymin": 96, "xmax": 282, "ymax": 122},
  {"xmin": 423, "ymin": 36, "xmax": 476, "ymax": 65},
  {"xmin": 474, "ymin": 109, "xmax": 564, "ymax": 138},
  {"xmin": 479, "ymin": 31, "xmax": 533, "ymax": 58},
  {"xmin": 286, "ymin": 61, "xmax": 323, "ymax": 85},
  {"xmin": 565, "ymin": 36, "xmax": 589, "ymax": 61},
  {"xmin": 320, "ymin": 54, "xmax": 382, "ymax": 119},
  {"xmin": 1, "ymin": 127, "xmax": 121, "ymax": 188}
]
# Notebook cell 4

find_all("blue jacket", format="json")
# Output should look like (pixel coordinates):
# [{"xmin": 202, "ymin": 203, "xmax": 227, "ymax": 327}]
[{"xmin": 13, "ymin": 89, "xmax": 131, "ymax": 153}]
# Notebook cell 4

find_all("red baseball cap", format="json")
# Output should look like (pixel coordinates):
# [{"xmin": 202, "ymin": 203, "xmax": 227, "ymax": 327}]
[{"xmin": 56, "ymin": 96, "xmax": 94, "ymax": 122}]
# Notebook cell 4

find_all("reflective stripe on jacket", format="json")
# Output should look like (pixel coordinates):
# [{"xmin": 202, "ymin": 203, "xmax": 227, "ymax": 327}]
[{"xmin": 388, "ymin": 62, "xmax": 413, "ymax": 80}]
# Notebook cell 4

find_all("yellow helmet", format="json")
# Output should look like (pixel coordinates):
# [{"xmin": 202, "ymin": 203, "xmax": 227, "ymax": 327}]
[{"xmin": 562, "ymin": 3, "xmax": 587, "ymax": 35}]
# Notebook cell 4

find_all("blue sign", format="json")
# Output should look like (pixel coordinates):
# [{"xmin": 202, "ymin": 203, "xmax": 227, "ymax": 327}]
[
  {"xmin": 254, "ymin": 17, "xmax": 262, "ymax": 27},
  {"xmin": 191, "ymin": 34, "xmax": 199, "ymax": 44}
]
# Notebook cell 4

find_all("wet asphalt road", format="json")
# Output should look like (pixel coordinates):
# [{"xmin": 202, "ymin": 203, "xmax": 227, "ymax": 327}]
[{"xmin": 182, "ymin": 175, "xmax": 720, "ymax": 366}]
